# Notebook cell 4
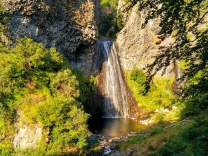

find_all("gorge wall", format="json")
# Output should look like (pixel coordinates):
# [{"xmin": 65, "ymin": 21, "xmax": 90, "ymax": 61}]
[
  {"xmin": 0, "ymin": 0, "xmax": 179, "ymax": 150},
  {"xmin": 1, "ymin": 0, "xmax": 101, "ymax": 77},
  {"xmin": 116, "ymin": 1, "xmax": 175, "ymax": 79},
  {"xmin": 1, "ymin": 0, "xmax": 101, "ymax": 150}
]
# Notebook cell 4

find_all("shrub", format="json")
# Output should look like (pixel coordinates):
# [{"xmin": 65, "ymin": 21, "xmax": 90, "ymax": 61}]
[
  {"xmin": 150, "ymin": 127, "xmax": 163, "ymax": 136},
  {"xmin": 126, "ymin": 67, "xmax": 175, "ymax": 112},
  {"xmin": 0, "ymin": 37, "xmax": 90, "ymax": 154},
  {"xmin": 156, "ymin": 114, "xmax": 208, "ymax": 156},
  {"xmin": 148, "ymin": 144, "xmax": 156, "ymax": 151}
]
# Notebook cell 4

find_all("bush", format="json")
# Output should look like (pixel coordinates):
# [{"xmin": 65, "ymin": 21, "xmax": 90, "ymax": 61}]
[
  {"xmin": 127, "ymin": 67, "xmax": 175, "ymax": 112},
  {"xmin": 148, "ymin": 144, "xmax": 156, "ymax": 151},
  {"xmin": 100, "ymin": 0, "xmax": 118, "ymax": 9},
  {"xmin": 100, "ymin": 0, "xmax": 126, "ymax": 37},
  {"xmin": 0, "ymin": 37, "xmax": 90, "ymax": 154},
  {"xmin": 157, "ymin": 114, "xmax": 208, "ymax": 156},
  {"xmin": 150, "ymin": 127, "xmax": 163, "ymax": 136},
  {"xmin": 72, "ymin": 69, "xmax": 98, "ymax": 115}
]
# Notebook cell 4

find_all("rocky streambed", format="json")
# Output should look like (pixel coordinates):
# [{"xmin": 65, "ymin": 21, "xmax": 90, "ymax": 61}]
[{"xmin": 87, "ymin": 131, "xmax": 145, "ymax": 156}]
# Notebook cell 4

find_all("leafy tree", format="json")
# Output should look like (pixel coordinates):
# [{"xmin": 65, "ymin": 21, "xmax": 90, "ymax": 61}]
[
  {"xmin": 100, "ymin": 0, "xmax": 125, "ymax": 37},
  {"xmin": 0, "ymin": 0, "xmax": 10, "ymax": 43},
  {"xmin": 101, "ymin": 0, "xmax": 119, "ymax": 9},
  {"xmin": 0, "ymin": 38, "xmax": 90, "ymax": 154},
  {"xmin": 127, "ymin": 67, "xmax": 174, "ymax": 112}
]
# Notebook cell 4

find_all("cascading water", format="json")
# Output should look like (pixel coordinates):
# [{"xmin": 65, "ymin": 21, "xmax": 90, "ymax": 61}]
[{"xmin": 98, "ymin": 41, "xmax": 138, "ymax": 118}]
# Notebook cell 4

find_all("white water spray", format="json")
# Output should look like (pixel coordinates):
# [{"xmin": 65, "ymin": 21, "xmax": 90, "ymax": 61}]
[{"xmin": 99, "ymin": 41, "xmax": 130, "ymax": 118}]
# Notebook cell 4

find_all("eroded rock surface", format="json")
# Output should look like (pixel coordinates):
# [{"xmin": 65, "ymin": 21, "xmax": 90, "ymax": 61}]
[
  {"xmin": 1, "ymin": 0, "xmax": 101, "ymax": 76},
  {"xmin": 117, "ymin": 2, "xmax": 175, "ymax": 78},
  {"xmin": 12, "ymin": 111, "xmax": 43, "ymax": 150}
]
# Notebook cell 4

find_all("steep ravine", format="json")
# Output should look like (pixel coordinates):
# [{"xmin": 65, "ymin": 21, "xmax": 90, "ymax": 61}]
[{"xmin": 0, "ymin": 0, "xmax": 180, "ymax": 152}]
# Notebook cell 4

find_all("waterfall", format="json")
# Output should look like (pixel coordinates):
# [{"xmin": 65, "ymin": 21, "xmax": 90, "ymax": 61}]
[{"xmin": 98, "ymin": 41, "xmax": 138, "ymax": 118}]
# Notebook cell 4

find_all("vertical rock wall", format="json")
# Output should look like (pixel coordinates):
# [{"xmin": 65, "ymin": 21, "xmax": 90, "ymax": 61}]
[
  {"xmin": 116, "ymin": 2, "xmax": 175, "ymax": 78},
  {"xmin": 2, "ymin": 0, "xmax": 101, "ymax": 76},
  {"xmin": 12, "ymin": 111, "xmax": 43, "ymax": 150}
]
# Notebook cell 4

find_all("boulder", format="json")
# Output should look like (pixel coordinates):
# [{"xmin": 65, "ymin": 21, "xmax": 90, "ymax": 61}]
[{"xmin": 127, "ymin": 148, "xmax": 133, "ymax": 155}]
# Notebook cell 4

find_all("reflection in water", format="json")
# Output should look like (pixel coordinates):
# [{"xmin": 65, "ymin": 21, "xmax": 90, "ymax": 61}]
[{"xmin": 88, "ymin": 118, "xmax": 147, "ymax": 137}]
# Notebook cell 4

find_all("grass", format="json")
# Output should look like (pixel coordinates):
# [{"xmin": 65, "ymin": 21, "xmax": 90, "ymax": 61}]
[{"xmin": 114, "ymin": 120, "xmax": 194, "ymax": 155}]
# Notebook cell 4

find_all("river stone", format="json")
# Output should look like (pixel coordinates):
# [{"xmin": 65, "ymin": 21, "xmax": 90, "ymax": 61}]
[
  {"xmin": 110, "ymin": 150, "xmax": 121, "ymax": 156},
  {"xmin": 104, "ymin": 146, "xmax": 111, "ymax": 155},
  {"xmin": 127, "ymin": 148, "xmax": 133, "ymax": 155},
  {"xmin": 109, "ymin": 139, "xmax": 113, "ymax": 143}
]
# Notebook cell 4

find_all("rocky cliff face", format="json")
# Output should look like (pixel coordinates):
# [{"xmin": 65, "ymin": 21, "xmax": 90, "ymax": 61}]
[
  {"xmin": 12, "ymin": 111, "xmax": 43, "ymax": 150},
  {"xmin": 117, "ymin": 0, "xmax": 130, "ymax": 23},
  {"xmin": 116, "ymin": 1, "xmax": 175, "ymax": 78},
  {"xmin": 1, "ymin": 0, "xmax": 101, "ymax": 76}
]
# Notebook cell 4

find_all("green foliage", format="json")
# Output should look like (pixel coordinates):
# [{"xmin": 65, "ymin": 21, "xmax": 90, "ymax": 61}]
[
  {"xmin": 115, "ymin": 12, "xmax": 125, "ymax": 32},
  {"xmin": 128, "ymin": 67, "xmax": 146, "ymax": 94},
  {"xmin": 72, "ymin": 69, "xmax": 98, "ymax": 115},
  {"xmin": 127, "ymin": 67, "xmax": 175, "ymax": 112},
  {"xmin": 157, "ymin": 114, "xmax": 208, "ymax": 156},
  {"xmin": 126, "ymin": 67, "xmax": 179, "ymax": 123},
  {"xmin": 0, "ymin": 0, "xmax": 10, "ymax": 43},
  {"xmin": 129, "ymin": 0, "xmax": 208, "ymax": 117},
  {"xmin": 0, "ymin": 37, "xmax": 90, "ymax": 155},
  {"xmin": 100, "ymin": 13, "xmax": 115, "ymax": 36},
  {"xmin": 128, "ymin": 132, "xmax": 150, "ymax": 144},
  {"xmin": 72, "ymin": 69, "xmax": 91, "ymax": 106},
  {"xmin": 100, "ymin": 0, "xmax": 125, "ymax": 37},
  {"xmin": 100, "ymin": 0, "xmax": 118, "ymax": 9},
  {"xmin": 100, "ymin": 12, "xmax": 125, "ymax": 38},
  {"xmin": 148, "ymin": 144, "xmax": 156, "ymax": 151},
  {"xmin": 150, "ymin": 127, "xmax": 164, "ymax": 136}
]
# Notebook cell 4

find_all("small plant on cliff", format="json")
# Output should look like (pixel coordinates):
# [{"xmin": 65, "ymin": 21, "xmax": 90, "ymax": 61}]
[{"xmin": 0, "ymin": 0, "xmax": 10, "ymax": 43}]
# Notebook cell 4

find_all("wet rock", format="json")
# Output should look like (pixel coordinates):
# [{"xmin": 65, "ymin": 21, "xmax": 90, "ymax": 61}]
[
  {"xmin": 110, "ymin": 150, "xmax": 121, "ymax": 156},
  {"xmin": 121, "ymin": 136, "xmax": 129, "ymax": 142},
  {"xmin": 104, "ymin": 146, "xmax": 111, "ymax": 155},
  {"xmin": 121, "ymin": 152, "xmax": 127, "ymax": 156},
  {"xmin": 127, "ymin": 148, "xmax": 133, "ymax": 155}
]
